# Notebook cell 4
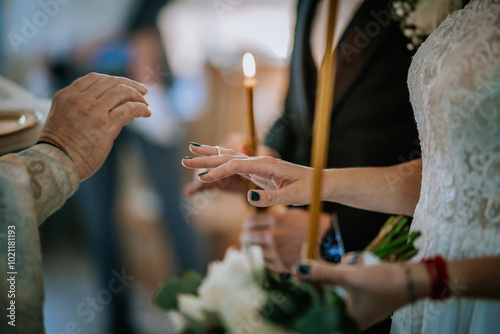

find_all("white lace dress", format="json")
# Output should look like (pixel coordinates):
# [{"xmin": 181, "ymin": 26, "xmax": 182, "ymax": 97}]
[{"xmin": 391, "ymin": 0, "xmax": 500, "ymax": 333}]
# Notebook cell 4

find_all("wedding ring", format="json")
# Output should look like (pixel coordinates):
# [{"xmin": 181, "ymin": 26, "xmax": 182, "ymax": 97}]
[{"xmin": 215, "ymin": 146, "xmax": 223, "ymax": 156}]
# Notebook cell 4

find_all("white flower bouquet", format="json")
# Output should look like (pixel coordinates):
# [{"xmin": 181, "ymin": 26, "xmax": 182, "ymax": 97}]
[{"xmin": 154, "ymin": 216, "xmax": 420, "ymax": 333}]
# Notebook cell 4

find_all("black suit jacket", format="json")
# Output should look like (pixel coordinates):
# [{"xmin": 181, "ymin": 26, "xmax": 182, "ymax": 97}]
[{"xmin": 265, "ymin": 0, "xmax": 421, "ymax": 252}]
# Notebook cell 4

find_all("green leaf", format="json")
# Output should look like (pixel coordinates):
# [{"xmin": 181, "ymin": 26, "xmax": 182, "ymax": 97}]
[
  {"xmin": 292, "ymin": 303, "xmax": 357, "ymax": 334},
  {"xmin": 154, "ymin": 271, "xmax": 203, "ymax": 311},
  {"xmin": 154, "ymin": 278, "xmax": 180, "ymax": 310},
  {"xmin": 179, "ymin": 270, "xmax": 204, "ymax": 296},
  {"xmin": 180, "ymin": 314, "xmax": 225, "ymax": 334},
  {"xmin": 260, "ymin": 271, "xmax": 317, "ymax": 326}
]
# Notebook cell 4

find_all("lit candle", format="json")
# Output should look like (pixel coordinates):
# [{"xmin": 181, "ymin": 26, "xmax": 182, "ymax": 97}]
[
  {"xmin": 243, "ymin": 52, "xmax": 258, "ymax": 157},
  {"xmin": 306, "ymin": 1, "xmax": 338, "ymax": 259}
]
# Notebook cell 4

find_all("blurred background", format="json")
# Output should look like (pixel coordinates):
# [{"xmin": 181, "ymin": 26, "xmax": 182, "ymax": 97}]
[{"xmin": 0, "ymin": 0, "xmax": 295, "ymax": 333}]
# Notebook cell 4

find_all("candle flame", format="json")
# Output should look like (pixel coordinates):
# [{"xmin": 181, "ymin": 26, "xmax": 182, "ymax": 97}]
[{"xmin": 243, "ymin": 52, "xmax": 256, "ymax": 78}]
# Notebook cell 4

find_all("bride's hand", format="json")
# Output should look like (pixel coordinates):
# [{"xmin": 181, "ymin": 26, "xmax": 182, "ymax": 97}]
[
  {"xmin": 293, "ymin": 260, "xmax": 413, "ymax": 331},
  {"xmin": 182, "ymin": 144, "xmax": 313, "ymax": 207}
]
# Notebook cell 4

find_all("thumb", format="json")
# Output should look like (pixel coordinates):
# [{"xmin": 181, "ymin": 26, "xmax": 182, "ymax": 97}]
[
  {"xmin": 247, "ymin": 187, "xmax": 298, "ymax": 207},
  {"xmin": 293, "ymin": 261, "xmax": 348, "ymax": 285}
]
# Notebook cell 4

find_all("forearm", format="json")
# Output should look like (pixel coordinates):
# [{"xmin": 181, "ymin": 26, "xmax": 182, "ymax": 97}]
[
  {"xmin": 323, "ymin": 158, "xmax": 422, "ymax": 216},
  {"xmin": 446, "ymin": 257, "xmax": 500, "ymax": 299},
  {"xmin": 408, "ymin": 256, "xmax": 500, "ymax": 302}
]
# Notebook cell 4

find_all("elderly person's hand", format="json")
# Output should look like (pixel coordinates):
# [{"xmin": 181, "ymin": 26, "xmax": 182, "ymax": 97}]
[
  {"xmin": 182, "ymin": 144, "xmax": 313, "ymax": 206},
  {"xmin": 241, "ymin": 208, "xmax": 331, "ymax": 273},
  {"xmin": 39, "ymin": 73, "xmax": 151, "ymax": 180}
]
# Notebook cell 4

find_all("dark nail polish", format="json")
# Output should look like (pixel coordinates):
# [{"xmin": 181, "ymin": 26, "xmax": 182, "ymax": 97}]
[
  {"xmin": 198, "ymin": 171, "xmax": 209, "ymax": 177},
  {"xmin": 250, "ymin": 191, "xmax": 260, "ymax": 201},
  {"xmin": 349, "ymin": 251, "xmax": 362, "ymax": 265},
  {"xmin": 190, "ymin": 142, "xmax": 201, "ymax": 147},
  {"xmin": 183, "ymin": 156, "xmax": 193, "ymax": 160},
  {"xmin": 280, "ymin": 272, "xmax": 292, "ymax": 282},
  {"xmin": 297, "ymin": 264, "xmax": 311, "ymax": 275}
]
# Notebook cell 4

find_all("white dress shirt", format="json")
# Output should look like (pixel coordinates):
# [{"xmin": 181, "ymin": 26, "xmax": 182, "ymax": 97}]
[{"xmin": 311, "ymin": 0, "xmax": 364, "ymax": 66}]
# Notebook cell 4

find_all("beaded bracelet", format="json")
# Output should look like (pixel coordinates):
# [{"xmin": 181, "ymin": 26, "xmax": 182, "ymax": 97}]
[{"xmin": 422, "ymin": 255, "xmax": 451, "ymax": 301}]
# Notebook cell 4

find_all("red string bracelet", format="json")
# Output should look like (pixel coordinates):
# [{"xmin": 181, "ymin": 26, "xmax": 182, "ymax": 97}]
[{"xmin": 422, "ymin": 255, "xmax": 451, "ymax": 301}]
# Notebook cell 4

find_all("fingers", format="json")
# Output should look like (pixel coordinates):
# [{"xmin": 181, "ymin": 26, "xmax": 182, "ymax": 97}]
[
  {"xmin": 240, "ymin": 230, "xmax": 274, "ymax": 247},
  {"xmin": 182, "ymin": 155, "xmax": 238, "ymax": 170},
  {"xmin": 70, "ymin": 72, "xmax": 104, "ymax": 91},
  {"xmin": 293, "ymin": 261, "xmax": 348, "ymax": 285},
  {"xmin": 98, "ymin": 83, "xmax": 149, "ymax": 112},
  {"xmin": 243, "ymin": 212, "xmax": 274, "ymax": 229},
  {"xmin": 246, "ymin": 188, "xmax": 299, "ymax": 207},
  {"xmin": 342, "ymin": 251, "xmax": 363, "ymax": 265},
  {"xmin": 183, "ymin": 178, "xmax": 219, "ymax": 197},
  {"xmin": 263, "ymin": 253, "xmax": 287, "ymax": 273},
  {"xmin": 197, "ymin": 157, "xmax": 269, "ymax": 183},
  {"xmin": 84, "ymin": 76, "xmax": 147, "ymax": 100},
  {"xmin": 189, "ymin": 143, "xmax": 244, "ymax": 157},
  {"xmin": 71, "ymin": 72, "xmax": 148, "ymax": 95},
  {"xmin": 108, "ymin": 102, "xmax": 151, "ymax": 136}
]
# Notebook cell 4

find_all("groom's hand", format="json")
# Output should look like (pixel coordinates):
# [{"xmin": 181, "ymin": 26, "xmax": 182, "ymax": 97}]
[
  {"xmin": 39, "ymin": 72, "xmax": 151, "ymax": 180},
  {"xmin": 241, "ymin": 207, "xmax": 331, "ymax": 273}
]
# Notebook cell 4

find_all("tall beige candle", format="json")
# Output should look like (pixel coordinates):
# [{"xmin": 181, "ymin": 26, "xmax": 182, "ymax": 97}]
[
  {"xmin": 306, "ymin": 0, "xmax": 339, "ymax": 259},
  {"xmin": 243, "ymin": 52, "xmax": 258, "ymax": 157}
]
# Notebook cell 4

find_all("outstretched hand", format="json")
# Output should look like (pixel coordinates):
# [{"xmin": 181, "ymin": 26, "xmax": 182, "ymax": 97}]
[
  {"xmin": 182, "ymin": 140, "xmax": 279, "ymax": 197},
  {"xmin": 39, "ymin": 73, "xmax": 151, "ymax": 180},
  {"xmin": 182, "ymin": 144, "xmax": 314, "ymax": 207}
]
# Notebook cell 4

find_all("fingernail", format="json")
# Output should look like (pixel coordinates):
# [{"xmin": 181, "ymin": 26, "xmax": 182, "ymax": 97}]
[
  {"xmin": 190, "ymin": 142, "xmax": 201, "ymax": 147},
  {"xmin": 280, "ymin": 272, "xmax": 292, "ymax": 282},
  {"xmin": 183, "ymin": 156, "xmax": 193, "ymax": 160},
  {"xmin": 198, "ymin": 171, "xmax": 209, "ymax": 177},
  {"xmin": 250, "ymin": 191, "xmax": 260, "ymax": 201},
  {"xmin": 296, "ymin": 264, "xmax": 311, "ymax": 275},
  {"xmin": 350, "ymin": 251, "xmax": 361, "ymax": 265}
]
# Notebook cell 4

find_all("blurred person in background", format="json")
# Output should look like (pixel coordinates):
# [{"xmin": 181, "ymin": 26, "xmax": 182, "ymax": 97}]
[{"xmin": 2, "ymin": 0, "xmax": 206, "ymax": 333}]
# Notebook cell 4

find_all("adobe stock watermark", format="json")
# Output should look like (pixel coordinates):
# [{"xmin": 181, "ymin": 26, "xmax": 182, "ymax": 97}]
[
  {"xmin": 213, "ymin": 0, "xmax": 243, "ymax": 21},
  {"xmin": 7, "ymin": 0, "xmax": 73, "ymax": 54},
  {"xmin": 340, "ymin": 7, "xmax": 393, "ymax": 64},
  {"xmin": 178, "ymin": 177, "xmax": 232, "ymax": 225},
  {"xmin": 403, "ymin": 276, "xmax": 467, "ymax": 334},
  {"xmin": 383, "ymin": 139, "xmax": 422, "ymax": 192},
  {"xmin": 46, "ymin": 268, "xmax": 135, "ymax": 334},
  {"xmin": 236, "ymin": 289, "xmax": 289, "ymax": 334}
]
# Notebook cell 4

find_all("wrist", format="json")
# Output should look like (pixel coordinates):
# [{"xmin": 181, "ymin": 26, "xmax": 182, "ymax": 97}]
[
  {"xmin": 322, "ymin": 169, "xmax": 341, "ymax": 202},
  {"xmin": 408, "ymin": 262, "xmax": 432, "ymax": 300}
]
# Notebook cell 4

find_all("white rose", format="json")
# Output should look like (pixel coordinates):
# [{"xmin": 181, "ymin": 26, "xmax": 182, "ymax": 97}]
[
  {"xmin": 178, "ymin": 294, "xmax": 208, "ymax": 323},
  {"xmin": 198, "ymin": 247, "xmax": 263, "ymax": 311},
  {"xmin": 169, "ymin": 311, "xmax": 187, "ymax": 333},
  {"xmin": 414, "ymin": 0, "xmax": 461, "ymax": 35},
  {"xmin": 218, "ymin": 284, "xmax": 290, "ymax": 334}
]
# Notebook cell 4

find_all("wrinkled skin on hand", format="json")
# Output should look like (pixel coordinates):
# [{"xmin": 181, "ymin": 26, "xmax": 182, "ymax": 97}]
[{"xmin": 39, "ymin": 73, "xmax": 151, "ymax": 180}]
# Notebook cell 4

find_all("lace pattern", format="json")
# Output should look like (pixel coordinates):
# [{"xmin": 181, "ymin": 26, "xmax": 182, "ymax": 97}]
[{"xmin": 393, "ymin": 0, "xmax": 500, "ymax": 332}]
